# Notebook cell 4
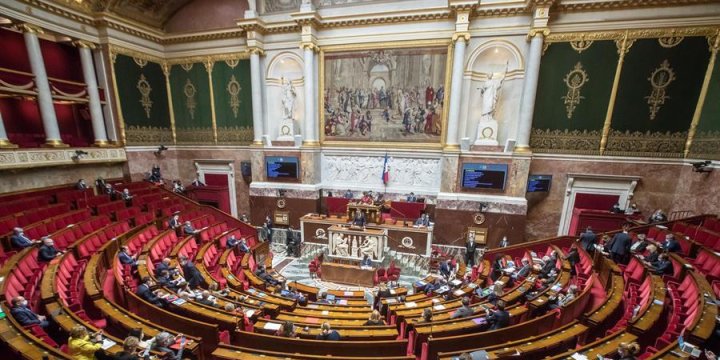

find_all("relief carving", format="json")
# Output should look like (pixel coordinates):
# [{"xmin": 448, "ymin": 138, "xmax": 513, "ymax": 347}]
[{"xmin": 322, "ymin": 155, "xmax": 441, "ymax": 190}]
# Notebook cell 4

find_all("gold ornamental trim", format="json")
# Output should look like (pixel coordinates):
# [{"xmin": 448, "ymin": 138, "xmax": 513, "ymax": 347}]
[
  {"xmin": 175, "ymin": 127, "xmax": 215, "ymax": 144},
  {"xmin": 183, "ymin": 79, "xmax": 197, "ymax": 120},
  {"xmin": 562, "ymin": 62, "xmax": 589, "ymax": 119},
  {"xmin": 136, "ymin": 74, "xmax": 153, "ymax": 118},
  {"xmin": 570, "ymin": 38, "xmax": 593, "ymax": 53},
  {"xmin": 216, "ymin": 126, "xmax": 254, "ymax": 145},
  {"xmin": 604, "ymin": 129, "xmax": 687, "ymax": 158},
  {"xmin": 688, "ymin": 131, "xmax": 720, "ymax": 160},
  {"xmin": 227, "ymin": 75, "xmax": 242, "ymax": 119},
  {"xmin": 658, "ymin": 36, "xmax": 684, "ymax": 48},
  {"xmin": 530, "ymin": 128, "xmax": 602, "ymax": 155},
  {"xmin": 125, "ymin": 126, "xmax": 172, "ymax": 145},
  {"xmin": 109, "ymin": 45, "xmax": 164, "ymax": 65},
  {"xmin": 545, "ymin": 27, "xmax": 718, "ymax": 43},
  {"xmin": 645, "ymin": 60, "xmax": 676, "ymax": 121},
  {"xmin": 556, "ymin": 0, "xmax": 716, "ymax": 12}
]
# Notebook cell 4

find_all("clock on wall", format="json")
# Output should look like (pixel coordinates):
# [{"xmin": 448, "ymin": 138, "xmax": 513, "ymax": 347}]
[
  {"xmin": 277, "ymin": 198, "xmax": 287, "ymax": 209},
  {"xmin": 473, "ymin": 212, "xmax": 486, "ymax": 225}
]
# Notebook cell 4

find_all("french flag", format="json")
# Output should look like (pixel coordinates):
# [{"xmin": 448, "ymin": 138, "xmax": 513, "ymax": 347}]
[{"xmin": 382, "ymin": 153, "xmax": 390, "ymax": 185}]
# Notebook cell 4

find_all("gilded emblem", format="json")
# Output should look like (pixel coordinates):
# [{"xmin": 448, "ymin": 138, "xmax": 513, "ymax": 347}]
[
  {"xmin": 277, "ymin": 198, "xmax": 287, "ymax": 209},
  {"xmin": 400, "ymin": 237, "xmax": 415, "ymax": 249},
  {"xmin": 225, "ymin": 59, "xmax": 240, "ymax": 69},
  {"xmin": 136, "ymin": 74, "xmax": 153, "ymax": 118},
  {"xmin": 473, "ymin": 213, "xmax": 486, "ymax": 225},
  {"xmin": 133, "ymin": 57, "xmax": 148, "ymax": 68},
  {"xmin": 227, "ymin": 75, "xmax": 242, "ymax": 118},
  {"xmin": 184, "ymin": 79, "xmax": 197, "ymax": 120},
  {"xmin": 570, "ymin": 39, "xmax": 593, "ymax": 53},
  {"xmin": 561, "ymin": 62, "xmax": 589, "ymax": 119},
  {"xmin": 645, "ymin": 60, "xmax": 675, "ymax": 120},
  {"xmin": 658, "ymin": 36, "xmax": 683, "ymax": 48}
]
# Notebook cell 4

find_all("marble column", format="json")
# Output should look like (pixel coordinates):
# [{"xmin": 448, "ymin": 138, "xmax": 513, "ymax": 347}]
[
  {"xmin": 515, "ymin": 32, "xmax": 544, "ymax": 152},
  {"xmin": 302, "ymin": 45, "xmax": 317, "ymax": 145},
  {"xmin": 76, "ymin": 41, "xmax": 108, "ymax": 145},
  {"xmin": 446, "ymin": 35, "xmax": 468, "ymax": 149},
  {"xmin": 458, "ymin": 75, "xmax": 472, "ymax": 143},
  {"xmin": 0, "ymin": 111, "xmax": 17, "ymax": 148},
  {"xmin": 250, "ymin": 49, "xmax": 264, "ymax": 144},
  {"xmin": 22, "ymin": 25, "xmax": 64, "ymax": 146}
]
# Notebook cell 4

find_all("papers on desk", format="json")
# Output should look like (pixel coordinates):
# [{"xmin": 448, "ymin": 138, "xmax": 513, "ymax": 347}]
[
  {"xmin": 467, "ymin": 283, "xmax": 478, "ymax": 289},
  {"xmin": 100, "ymin": 338, "xmax": 117, "ymax": 350},
  {"xmin": 431, "ymin": 298, "xmax": 441, "ymax": 303},
  {"xmin": 472, "ymin": 317, "xmax": 487, "ymax": 325},
  {"xmin": 415, "ymin": 280, "xmax": 427, "ymax": 287},
  {"xmin": 453, "ymin": 289, "xmax": 465, "ymax": 297},
  {"xmin": 263, "ymin": 322, "xmax": 282, "ymax": 331},
  {"xmin": 172, "ymin": 298, "xmax": 187, "ymax": 306},
  {"xmin": 344, "ymin": 291, "xmax": 354, "ymax": 296},
  {"xmin": 404, "ymin": 302, "xmax": 417, "ymax": 308},
  {"xmin": 307, "ymin": 304, "xmax": 318, "ymax": 309},
  {"xmin": 450, "ymin": 279, "xmax": 462, "ymax": 286},
  {"xmin": 653, "ymin": 299, "xmax": 664, "ymax": 306},
  {"xmin": 570, "ymin": 353, "xmax": 589, "ymax": 360},
  {"xmin": 244, "ymin": 309, "xmax": 256, "ymax": 318},
  {"xmin": 321, "ymin": 310, "xmax": 329, "ymax": 315},
  {"xmin": 433, "ymin": 304, "xmax": 445, "ymax": 311},
  {"xmin": 389, "ymin": 289, "xmax": 396, "ymax": 295},
  {"xmin": 551, "ymin": 284, "xmax": 563, "ymax": 292},
  {"xmin": 385, "ymin": 298, "xmax": 397, "ymax": 304},
  {"xmin": 337, "ymin": 299, "xmax": 348, "ymax": 305},
  {"xmin": 436, "ymin": 286, "xmax": 450, "ymax": 294}
]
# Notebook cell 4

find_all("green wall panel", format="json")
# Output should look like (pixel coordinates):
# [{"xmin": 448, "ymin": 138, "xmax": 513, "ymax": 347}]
[
  {"xmin": 212, "ymin": 59, "xmax": 253, "ymax": 144},
  {"xmin": 530, "ymin": 41, "xmax": 617, "ymax": 154},
  {"xmin": 606, "ymin": 37, "xmax": 710, "ymax": 157},
  {"xmin": 691, "ymin": 57, "xmax": 720, "ymax": 159},
  {"xmin": 113, "ymin": 54, "xmax": 171, "ymax": 145},
  {"xmin": 169, "ymin": 63, "xmax": 213, "ymax": 144}
]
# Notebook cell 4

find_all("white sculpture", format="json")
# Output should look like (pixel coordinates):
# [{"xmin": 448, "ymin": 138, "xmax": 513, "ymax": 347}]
[
  {"xmin": 475, "ymin": 63, "xmax": 508, "ymax": 146},
  {"xmin": 359, "ymin": 236, "xmax": 377, "ymax": 259},
  {"xmin": 334, "ymin": 233, "xmax": 349, "ymax": 256},
  {"xmin": 281, "ymin": 77, "xmax": 296, "ymax": 120}
]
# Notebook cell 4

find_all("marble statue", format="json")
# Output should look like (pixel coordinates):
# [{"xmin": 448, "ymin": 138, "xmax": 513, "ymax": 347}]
[
  {"xmin": 281, "ymin": 77, "xmax": 296, "ymax": 120},
  {"xmin": 334, "ymin": 233, "xmax": 349, "ymax": 256},
  {"xmin": 359, "ymin": 236, "xmax": 377, "ymax": 259},
  {"xmin": 474, "ymin": 63, "xmax": 508, "ymax": 146}
]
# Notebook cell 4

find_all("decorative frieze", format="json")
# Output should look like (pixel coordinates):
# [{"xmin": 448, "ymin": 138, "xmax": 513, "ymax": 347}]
[{"xmin": 0, "ymin": 147, "xmax": 126, "ymax": 170}]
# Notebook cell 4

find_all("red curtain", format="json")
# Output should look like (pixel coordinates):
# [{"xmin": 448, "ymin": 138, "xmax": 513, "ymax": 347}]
[
  {"xmin": 0, "ymin": 28, "xmax": 32, "ymax": 73},
  {"xmin": 204, "ymin": 173, "xmax": 229, "ymax": 187},
  {"xmin": 40, "ymin": 38, "xmax": 84, "ymax": 82},
  {"xmin": 573, "ymin": 193, "xmax": 619, "ymax": 211},
  {"xmin": 1, "ymin": 97, "xmax": 44, "ymax": 147}
]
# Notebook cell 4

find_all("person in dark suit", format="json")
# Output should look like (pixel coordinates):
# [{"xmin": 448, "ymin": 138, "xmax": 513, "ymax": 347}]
[
  {"xmin": 118, "ymin": 246, "xmax": 137, "ymax": 267},
  {"xmin": 255, "ymin": 265, "xmax": 281, "ymax": 286},
  {"xmin": 564, "ymin": 245, "xmax": 580, "ymax": 276},
  {"xmin": 110, "ymin": 336, "xmax": 148, "ymax": 360},
  {"xmin": 105, "ymin": 183, "xmax": 117, "ymax": 200},
  {"xmin": 136, "ymin": 277, "xmax": 165, "ymax": 308},
  {"xmin": 286, "ymin": 227, "xmax": 300, "ymax": 257},
  {"xmin": 512, "ymin": 258, "xmax": 531, "ymax": 281},
  {"xmin": 179, "ymin": 256, "xmax": 204, "ymax": 289},
  {"xmin": 641, "ymin": 245, "xmax": 660, "ymax": 264},
  {"xmin": 607, "ymin": 225, "xmax": 632, "ymax": 264},
  {"xmin": 661, "ymin": 234, "xmax": 681, "ymax": 253},
  {"xmin": 38, "ymin": 237, "xmax": 62, "ymax": 262},
  {"xmin": 10, "ymin": 227, "xmax": 38, "ymax": 249},
  {"xmin": 351, "ymin": 210, "xmax": 366, "ymax": 227},
  {"xmin": 579, "ymin": 226, "xmax": 597, "ymax": 253},
  {"xmin": 415, "ymin": 213, "xmax": 430, "ymax": 227},
  {"xmin": 360, "ymin": 254, "xmax": 372, "ymax": 267},
  {"xmin": 95, "ymin": 177, "xmax": 106, "ymax": 194},
  {"xmin": 439, "ymin": 259, "xmax": 452, "ymax": 279},
  {"xmin": 630, "ymin": 233, "xmax": 649, "ymax": 254},
  {"xmin": 343, "ymin": 189, "xmax": 354, "ymax": 199},
  {"xmin": 407, "ymin": 192, "xmax": 417, "ymax": 202},
  {"xmin": 650, "ymin": 253, "xmax": 673, "ymax": 275},
  {"xmin": 183, "ymin": 221, "xmax": 200, "ymax": 236},
  {"xmin": 121, "ymin": 188, "xmax": 133, "ymax": 203},
  {"xmin": 464, "ymin": 237, "xmax": 477, "ymax": 266},
  {"xmin": 610, "ymin": 203, "xmax": 623, "ymax": 214},
  {"xmin": 154, "ymin": 258, "xmax": 172, "ymax": 277},
  {"xmin": 168, "ymin": 214, "xmax": 181, "ymax": 231},
  {"xmin": 76, "ymin": 179, "xmax": 88, "ymax": 190},
  {"xmin": 191, "ymin": 175, "xmax": 205, "ymax": 187},
  {"xmin": 10, "ymin": 296, "xmax": 48, "ymax": 328},
  {"xmin": 316, "ymin": 322, "xmax": 341, "ymax": 340},
  {"xmin": 649, "ymin": 209, "xmax": 667, "ymax": 224},
  {"xmin": 486, "ymin": 300, "xmax": 509, "ymax": 330},
  {"xmin": 538, "ymin": 255, "xmax": 555, "ymax": 278},
  {"xmin": 490, "ymin": 254, "xmax": 504, "ymax": 282},
  {"xmin": 450, "ymin": 297, "xmax": 473, "ymax": 319}
]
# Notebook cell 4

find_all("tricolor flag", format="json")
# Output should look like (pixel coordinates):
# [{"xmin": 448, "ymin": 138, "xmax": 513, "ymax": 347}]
[{"xmin": 382, "ymin": 153, "xmax": 390, "ymax": 185}]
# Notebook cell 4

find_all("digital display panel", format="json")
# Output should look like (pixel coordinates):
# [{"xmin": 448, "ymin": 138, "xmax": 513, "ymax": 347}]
[
  {"xmin": 527, "ymin": 175, "xmax": 552, "ymax": 192},
  {"xmin": 461, "ymin": 163, "xmax": 508, "ymax": 190},
  {"xmin": 266, "ymin": 156, "xmax": 299, "ymax": 179}
]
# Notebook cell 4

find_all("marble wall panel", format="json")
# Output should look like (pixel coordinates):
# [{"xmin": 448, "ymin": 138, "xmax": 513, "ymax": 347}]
[
  {"xmin": 433, "ymin": 208, "xmax": 526, "ymax": 248},
  {"xmin": 250, "ymin": 195, "xmax": 320, "ymax": 228}
]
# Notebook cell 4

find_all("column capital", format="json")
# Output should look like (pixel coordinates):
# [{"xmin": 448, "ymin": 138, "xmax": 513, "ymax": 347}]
[
  {"xmin": 300, "ymin": 42, "xmax": 320, "ymax": 53},
  {"xmin": 248, "ymin": 46, "xmax": 266, "ymax": 56},
  {"xmin": 72, "ymin": 40, "xmax": 96, "ymax": 49},
  {"xmin": 452, "ymin": 32, "xmax": 470, "ymax": 44},
  {"xmin": 16, "ymin": 23, "xmax": 44, "ymax": 34},
  {"xmin": 161, "ymin": 62, "xmax": 171, "ymax": 77},
  {"xmin": 527, "ymin": 28, "xmax": 550, "ymax": 41}
]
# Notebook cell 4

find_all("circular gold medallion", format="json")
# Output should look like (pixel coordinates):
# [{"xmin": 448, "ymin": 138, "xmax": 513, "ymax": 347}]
[
  {"xmin": 473, "ymin": 213, "xmax": 486, "ymax": 225},
  {"xmin": 277, "ymin": 198, "xmax": 286, "ymax": 209}
]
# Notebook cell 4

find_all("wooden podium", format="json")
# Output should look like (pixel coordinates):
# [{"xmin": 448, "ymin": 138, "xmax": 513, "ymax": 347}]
[{"xmin": 347, "ymin": 203, "xmax": 382, "ymax": 224}]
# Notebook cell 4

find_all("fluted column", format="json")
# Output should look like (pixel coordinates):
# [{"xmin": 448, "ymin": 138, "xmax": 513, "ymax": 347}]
[
  {"xmin": 249, "ymin": 49, "xmax": 264, "ymax": 145},
  {"xmin": 75, "ymin": 41, "xmax": 108, "ymax": 146},
  {"xmin": 445, "ymin": 33, "xmax": 469, "ymax": 150},
  {"xmin": 21, "ymin": 24, "xmax": 65, "ymax": 147},
  {"xmin": 0, "ymin": 111, "xmax": 17, "ymax": 148},
  {"xmin": 515, "ymin": 30, "xmax": 546, "ymax": 152},
  {"xmin": 302, "ymin": 44, "xmax": 318, "ymax": 145}
]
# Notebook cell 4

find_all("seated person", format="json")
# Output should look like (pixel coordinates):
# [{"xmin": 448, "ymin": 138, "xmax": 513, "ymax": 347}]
[
  {"xmin": 538, "ymin": 255, "xmax": 556, "ymax": 278},
  {"xmin": 450, "ymin": 297, "xmax": 474, "ymax": 319},
  {"xmin": 549, "ymin": 284, "xmax": 578, "ymax": 310},
  {"xmin": 649, "ymin": 253, "xmax": 673, "ymax": 275},
  {"xmin": 191, "ymin": 175, "xmax": 205, "ymax": 187},
  {"xmin": 172, "ymin": 180, "xmax": 185, "ymax": 194},
  {"xmin": 625, "ymin": 203, "xmax": 640, "ymax": 215},
  {"xmin": 121, "ymin": 188, "xmax": 133, "ymax": 203},
  {"xmin": 601, "ymin": 341, "xmax": 640, "ymax": 360},
  {"xmin": 630, "ymin": 233, "xmax": 649, "ymax": 253},
  {"xmin": 360, "ymin": 192, "xmax": 374, "ymax": 204},
  {"xmin": 415, "ymin": 213, "xmax": 431, "ymax": 227},
  {"xmin": 422, "ymin": 277, "xmax": 446, "ymax": 294},
  {"xmin": 351, "ymin": 210, "xmax": 366, "ymax": 227},
  {"xmin": 154, "ymin": 258, "xmax": 174, "ymax": 277},
  {"xmin": 659, "ymin": 233, "xmax": 681, "ymax": 253},
  {"xmin": 641, "ymin": 244, "xmax": 660, "ymax": 264},
  {"xmin": 112, "ymin": 335, "xmax": 143, "ymax": 360},
  {"xmin": 146, "ymin": 332, "xmax": 185, "ymax": 360},
  {"xmin": 343, "ymin": 189, "xmax": 354, "ymax": 199},
  {"xmin": 195, "ymin": 291, "xmax": 220, "ymax": 308},
  {"xmin": 360, "ymin": 254, "xmax": 372, "ymax": 268},
  {"xmin": 536, "ymin": 268, "xmax": 559, "ymax": 291},
  {"xmin": 105, "ymin": 183, "xmax": 116, "ymax": 199},
  {"xmin": 255, "ymin": 265, "xmax": 281, "ymax": 286},
  {"xmin": 364, "ymin": 310, "xmax": 386, "ymax": 326},
  {"xmin": 317, "ymin": 291, "xmax": 333, "ymax": 305},
  {"xmin": 227, "ymin": 236, "xmax": 250, "ymax": 253},
  {"xmin": 68, "ymin": 325, "xmax": 103, "ymax": 360},
  {"xmin": 239, "ymin": 213, "xmax": 250, "ymax": 223},
  {"xmin": 38, "ymin": 236, "xmax": 63, "ymax": 262},
  {"xmin": 136, "ymin": 277, "xmax": 165, "ymax": 308},
  {"xmin": 118, "ymin": 246, "xmax": 138, "ymax": 267},
  {"xmin": 648, "ymin": 209, "xmax": 667, "ymax": 224},
  {"xmin": 168, "ymin": 214, "xmax": 181, "ymax": 230},
  {"xmin": 156, "ymin": 270, "xmax": 191, "ymax": 295},
  {"xmin": 439, "ymin": 259, "xmax": 453, "ymax": 279},
  {"xmin": 486, "ymin": 282, "xmax": 504, "ymax": 305},
  {"xmin": 512, "ymin": 258, "xmax": 532, "ymax": 281},
  {"xmin": 11, "ymin": 227, "xmax": 38, "ymax": 249},
  {"xmin": 183, "ymin": 221, "xmax": 200, "ymax": 236},
  {"xmin": 485, "ymin": 300, "xmax": 509, "ymax": 330},
  {"xmin": 407, "ymin": 192, "xmax": 417, "ymax": 202},
  {"xmin": 209, "ymin": 282, "xmax": 230, "ymax": 298},
  {"xmin": 10, "ymin": 296, "xmax": 48, "ymax": 328},
  {"xmin": 316, "ymin": 322, "xmax": 341, "ymax": 340},
  {"xmin": 76, "ymin": 178, "xmax": 88, "ymax": 190},
  {"xmin": 275, "ymin": 321, "xmax": 298, "ymax": 338},
  {"xmin": 149, "ymin": 165, "xmax": 162, "ymax": 183}
]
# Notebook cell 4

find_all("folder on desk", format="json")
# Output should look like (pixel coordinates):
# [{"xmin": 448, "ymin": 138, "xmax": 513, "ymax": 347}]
[{"xmin": 263, "ymin": 322, "xmax": 282, "ymax": 331}]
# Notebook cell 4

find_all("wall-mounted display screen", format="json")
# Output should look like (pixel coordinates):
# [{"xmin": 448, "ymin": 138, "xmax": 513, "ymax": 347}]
[
  {"xmin": 266, "ymin": 156, "xmax": 299, "ymax": 179},
  {"xmin": 461, "ymin": 163, "xmax": 508, "ymax": 190},
  {"xmin": 527, "ymin": 175, "xmax": 552, "ymax": 192}
]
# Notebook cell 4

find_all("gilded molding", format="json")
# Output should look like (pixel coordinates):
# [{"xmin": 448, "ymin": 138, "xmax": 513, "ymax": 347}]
[
  {"xmin": 0, "ymin": 147, "xmax": 126, "ymax": 170},
  {"xmin": 14, "ymin": 23, "xmax": 44, "ymax": 34},
  {"xmin": 604, "ymin": 129, "xmax": 687, "ymax": 158},
  {"xmin": 72, "ymin": 40, "xmax": 96, "ymax": 49},
  {"xmin": 217, "ymin": 126, "xmax": 254, "ymax": 145},
  {"xmin": 600, "ymin": 31, "xmax": 631, "ymax": 155},
  {"xmin": 109, "ymin": 45, "xmax": 164, "ymax": 65},
  {"xmin": 530, "ymin": 128, "xmax": 602, "ymax": 155},
  {"xmin": 300, "ymin": 43, "xmax": 320, "ymax": 52},
  {"xmin": 528, "ymin": 27, "xmax": 550, "ymax": 40},
  {"xmin": 688, "ymin": 131, "xmax": 720, "ymax": 160},
  {"xmin": 685, "ymin": 29, "xmax": 720, "ymax": 157},
  {"xmin": 545, "ymin": 27, "xmax": 719, "ymax": 43},
  {"xmin": 320, "ymin": 10, "xmax": 451, "ymax": 28},
  {"xmin": 556, "ymin": 0, "xmax": 716, "ymax": 12},
  {"xmin": 452, "ymin": 32, "xmax": 471, "ymax": 43},
  {"xmin": 175, "ymin": 127, "xmax": 215, "ymax": 144},
  {"xmin": 475, "ymin": 6, "xmax": 529, "ymax": 18},
  {"xmin": 125, "ymin": 126, "xmax": 173, "ymax": 145}
]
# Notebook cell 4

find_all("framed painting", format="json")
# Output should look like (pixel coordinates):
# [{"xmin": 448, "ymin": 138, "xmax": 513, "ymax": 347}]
[{"xmin": 320, "ymin": 40, "xmax": 452, "ymax": 148}]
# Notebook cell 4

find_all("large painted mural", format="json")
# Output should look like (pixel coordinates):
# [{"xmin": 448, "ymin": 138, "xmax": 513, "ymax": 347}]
[{"xmin": 322, "ymin": 45, "xmax": 448, "ymax": 144}]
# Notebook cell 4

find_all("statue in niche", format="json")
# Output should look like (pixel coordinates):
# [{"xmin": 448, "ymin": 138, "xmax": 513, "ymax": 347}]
[
  {"xmin": 281, "ymin": 77, "xmax": 296, "ymax": 120},
  {"xmin": 475, "ymin": 62, "xmax": 508, "ymax": 146}
]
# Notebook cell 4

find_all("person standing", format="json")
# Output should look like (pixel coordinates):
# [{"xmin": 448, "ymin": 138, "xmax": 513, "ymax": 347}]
[
  {"xmin": 606, "ymin": 224, "xmax": 632, "ymax": 265},
  {"xmin": 464, "ymin": 237, "xmax": 477, "ymax": 266}
]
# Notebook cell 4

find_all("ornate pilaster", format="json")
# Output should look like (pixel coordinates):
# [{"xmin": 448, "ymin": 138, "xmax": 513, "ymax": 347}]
[
  {"xmin": 293, "ymin": 11, "xmax": 322, "ymax": 147},
  {"xmin": 161, "ymin": 63, "xmax": 177, "ymax": 144},
  {"xmin": 239, "ymin": 18, "xmax": 268, "ymax": 146},
  {"xmin": 74, "ymin": 40, "xmax": 109, "ymax": 146},
  {"xmin": 685, "ymin": 30, "xmax": 720, "ymax": 158},
  {"xmin": 204, "ymin": 58, "xmax": 218, "ymax": 144},
  {"xmin": 599, "ymin": 31, "xmax": 633, "ymax": 155},
  {"xmin": 19, "ymin": 23, "xmax": 66, "ymax": 147},
  {"xmin": 515, "ymin": 2, "xmax": 553, "ymax": 153},
  {"xmin": 445, "ymin": 2, "xmax": 475, "ymax": 151}
]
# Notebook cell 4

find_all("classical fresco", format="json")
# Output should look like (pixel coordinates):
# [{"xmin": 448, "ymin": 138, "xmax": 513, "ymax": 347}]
[{"xmin": 322, "ymin": 46, "xmax": 448, "ymax": 143}]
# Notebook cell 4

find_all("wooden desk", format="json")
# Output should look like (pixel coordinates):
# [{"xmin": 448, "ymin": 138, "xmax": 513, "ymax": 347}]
[
  {"xmin": 212, "ymin": 344, "xmax": 415, "ymax": 360},
  {"xmin": 547, "ymin": 331, "xmax": 637, "ymax": 359},
  {"xmin": 347, "ymin": 203, "xmax": 382, "ymax": 224},
  {"xmin": 254, "ymin": 319, "xmax": 398, "ymax": 340},
  {"xmin": 233, "ymin": 330, "xmax": 408, "ymax": 357},
  {"xmin": 321, "ymin": 262, "xmax": 375, "ymax": 287},
  {"xmin": 630, "ymin": 274, "xmax": 666, "ymax": 335}
]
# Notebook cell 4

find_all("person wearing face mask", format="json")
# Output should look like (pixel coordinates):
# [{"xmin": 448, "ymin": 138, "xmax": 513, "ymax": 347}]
[
  {"xmin": 10, "ymin": 296, "xmax": 48, "ymax": 328},
  {"xmin": 10, "ymin": 227, "xmax": 39, "ymax": 249},
  {"xmin": 38, "ymin": 236, "xmax": 63, "ymax": 262}
]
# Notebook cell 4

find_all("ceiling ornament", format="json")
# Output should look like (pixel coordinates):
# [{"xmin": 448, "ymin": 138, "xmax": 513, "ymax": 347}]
[
  {"xmin": 136, "ymin": 74, "xmax": 153, "ymax": 118},
  {"xmin": 183, "ymin": 79, "xmax": 197, "ymax": 120},
  {"xmin": 180, "ymin": 63, "xmax": 193, "ymax": 72},
  {"xmin": 658, "ymin": 36, "xmax": 684, "ymax": 48},
  {"xmin": 570, "ymin": 39, "xmax": 593, "ymax": 53},
  {"xmin": 645, "ymin": 59, "xmax": 675, "ymax": 120},
  {"xmin": 227, "ymin": 75, "xmax": 242, "ymax": 119},
  {"xmin": 562, "ymin": 62, "xmax": 589, "ymax": 119},
  {"xmin": 133, "ymin": 57, "xmax": 148, "ymax": 68}
]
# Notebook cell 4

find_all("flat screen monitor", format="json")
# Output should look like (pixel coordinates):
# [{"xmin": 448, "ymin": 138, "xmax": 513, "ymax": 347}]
[
  {"xmin": 266, "ymin": 156, "xmax": 299, "ymax": 179},
  {"xmin": 527, "ymin": 175, "xmax": 552, "ymax": 192},
  {"xmin": 461, "ymin": 163, "xmax": 508, "ymax": 190}
]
